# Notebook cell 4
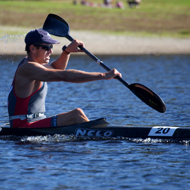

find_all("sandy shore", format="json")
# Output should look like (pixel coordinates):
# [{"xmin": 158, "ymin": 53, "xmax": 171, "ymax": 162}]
[{"xmin": 0, "ymin": 30, "xmax": 190, "ymax": 55}]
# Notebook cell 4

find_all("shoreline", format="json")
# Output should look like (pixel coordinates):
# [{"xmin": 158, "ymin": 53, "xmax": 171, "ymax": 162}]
[{"xmin": 0, "ymin": 30, "xmax": 190, "ymax": 55}]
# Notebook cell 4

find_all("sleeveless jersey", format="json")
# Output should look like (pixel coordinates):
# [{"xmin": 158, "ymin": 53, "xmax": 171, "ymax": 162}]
[{"xmin": 8, "ymin": 59, "xmax": 48, "ymax": 127}]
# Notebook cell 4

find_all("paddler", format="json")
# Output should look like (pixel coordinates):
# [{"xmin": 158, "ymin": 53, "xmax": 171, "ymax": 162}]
[{"xmin": 8, "ymin": 29, "xmax": 122, "ymax": 128}]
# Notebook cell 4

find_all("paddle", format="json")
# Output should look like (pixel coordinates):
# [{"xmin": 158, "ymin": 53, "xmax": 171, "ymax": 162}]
[{"xmin": 43, "ymin": 13, "xmax": 166, "ymax": 113}]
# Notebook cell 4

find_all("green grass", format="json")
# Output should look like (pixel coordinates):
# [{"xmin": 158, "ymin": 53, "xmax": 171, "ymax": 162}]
[{"xmin": 0, "ymin": 0, "xmax": 190, "ymax": 38}]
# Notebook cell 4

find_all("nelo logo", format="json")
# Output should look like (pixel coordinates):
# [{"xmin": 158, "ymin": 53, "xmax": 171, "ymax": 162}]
[{"xmin": 75, "ymin": 128, "xmax": 113, "ymax": 137}]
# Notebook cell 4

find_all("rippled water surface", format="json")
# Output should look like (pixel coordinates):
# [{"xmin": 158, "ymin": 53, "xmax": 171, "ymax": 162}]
[{"xmin": 0, "ymin": 54, "xmax": 190, "ymax": 189}]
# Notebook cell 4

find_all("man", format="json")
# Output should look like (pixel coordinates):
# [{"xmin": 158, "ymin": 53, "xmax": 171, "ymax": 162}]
[{"xmin": 8, "ymin": 29, "xmax": 122, "ymax": 128}]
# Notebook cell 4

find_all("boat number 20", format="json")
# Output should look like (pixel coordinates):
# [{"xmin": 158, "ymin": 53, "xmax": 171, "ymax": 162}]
[
  {"xmin": 155, "ymin": 127, "xmax": 170, "ymax": 134},
  {"xmin": 148, "ymin": 126, "xmax": 178, "ymax": 137}
]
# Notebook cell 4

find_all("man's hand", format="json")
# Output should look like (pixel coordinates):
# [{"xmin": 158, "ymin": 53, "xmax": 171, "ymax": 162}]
[
  {"xmin": 104, "ymin": 69, "xmax": 122, "ymax": 80},
  {"xmin": 65, "ymin": 39, "xmax": 85, "ymax": 53}
]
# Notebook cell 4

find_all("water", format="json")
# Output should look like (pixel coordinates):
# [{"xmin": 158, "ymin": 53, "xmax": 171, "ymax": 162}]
[{"xmin": 0, "ymin": 54, "xmax": 190, "ymax": 189}]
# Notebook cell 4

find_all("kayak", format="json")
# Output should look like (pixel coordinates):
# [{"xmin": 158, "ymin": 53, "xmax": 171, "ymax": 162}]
[{"xmin": 0, "ymin": 118, "xmax": 189, "ymax": 139}]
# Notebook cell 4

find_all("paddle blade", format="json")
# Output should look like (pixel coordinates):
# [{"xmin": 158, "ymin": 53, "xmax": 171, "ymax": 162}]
[
  {"xmin": 128, "ymin": 83, "xmax": 166, "ymax": 113},
  {"xmin": 43, "ymin": 13, "xmax": 69, "ymax": 37}
]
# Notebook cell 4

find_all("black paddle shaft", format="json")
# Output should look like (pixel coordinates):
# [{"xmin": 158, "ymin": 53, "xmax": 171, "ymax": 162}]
[
  {"xmin": 69, "ymin": 35, "xmax": 138, "ymax": 102},
  {"xmin": 67, "ymin": 34, "xmax": 130, "ymax": 86},
  {"xmin": 43, "ymin": 13, "xmax": 166, "ymax": 113},
  {"xmin": 66, "ymin": 35, "xmax": 112, "ymax": 70}
]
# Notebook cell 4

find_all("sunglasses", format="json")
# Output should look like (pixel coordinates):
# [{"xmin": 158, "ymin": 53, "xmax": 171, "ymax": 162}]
[{"xmin": 34, "ymin": 44, "xmax": 53, "ymax": 51}]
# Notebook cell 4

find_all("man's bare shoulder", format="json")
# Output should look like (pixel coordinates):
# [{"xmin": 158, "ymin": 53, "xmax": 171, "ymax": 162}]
[
  {"xmin": 13, "ymin": 60, "xmax": 44, "ymax": 97},
  {"xmin": 19, "ymin": 59, "xmax": 43, "ymax": 69},
  {"xmin": 17, "ymin": 60, "xmax": 48, "ymax": 76}
]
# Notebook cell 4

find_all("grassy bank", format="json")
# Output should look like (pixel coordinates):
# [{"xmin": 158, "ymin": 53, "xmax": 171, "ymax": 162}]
[{"xmin": 0, "ymin": 0, "xmax": 190, "ymax": 38}]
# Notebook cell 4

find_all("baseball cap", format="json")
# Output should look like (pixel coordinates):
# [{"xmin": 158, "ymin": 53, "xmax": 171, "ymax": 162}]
[{"xmin": 25, "ymin": 29, "xmax": 60, "ymax": 45}]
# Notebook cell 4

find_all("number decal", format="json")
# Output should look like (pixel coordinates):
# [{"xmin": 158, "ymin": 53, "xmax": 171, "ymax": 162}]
[
  {"xmin": 155, "ymin": 128, "xmax": 163, "ymax": 134},
  {"xmin": 155, "ymin": 127, "xmax": 170, "ymax": 134},
  {"xmin": 148, "ymin": 126, "xmax": 178, "ymax": 137}
]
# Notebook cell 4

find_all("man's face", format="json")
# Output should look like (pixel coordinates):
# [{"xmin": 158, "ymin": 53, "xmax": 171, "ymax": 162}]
[{"xmin": 33, "ymin": 43, "xmax": 53, "ymax": 64}]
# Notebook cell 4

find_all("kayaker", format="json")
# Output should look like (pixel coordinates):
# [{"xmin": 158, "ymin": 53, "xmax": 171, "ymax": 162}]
[{"xmin": 8, "ymin": 29, "xmax": 122, "ymax": 128}]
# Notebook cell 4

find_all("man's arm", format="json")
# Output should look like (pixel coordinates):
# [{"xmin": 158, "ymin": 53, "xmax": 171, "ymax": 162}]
[
  {"xmin": 49, "ymin": 52, "xmax": 70, "ymax": 70},
  {"xmin": 19, "ymin": 61, "xmax": 121, "ymax": 83},
  {"xmin": 50, "ymin": 39, "xmax": 85, "ymax": 70}
]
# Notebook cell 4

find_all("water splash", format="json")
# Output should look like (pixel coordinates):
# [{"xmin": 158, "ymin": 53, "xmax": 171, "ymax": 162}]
[
  {"xmin": 21, "ymin": 134, "xmax": 76, "ymax": 143},
  {"xmin": 0, "ymin": 133, "xmax": 189, "ymax": 145},
  {"xmin": 18, "ymin": 135, "xmax": 190, "ymax": 145},
  {"xmin": 130, "ymin": 137, "xmax": 190, "ymax": 145},
  {"xmin": 0, "ymin": 34, "xmax": 26, "ymax": 56}
]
